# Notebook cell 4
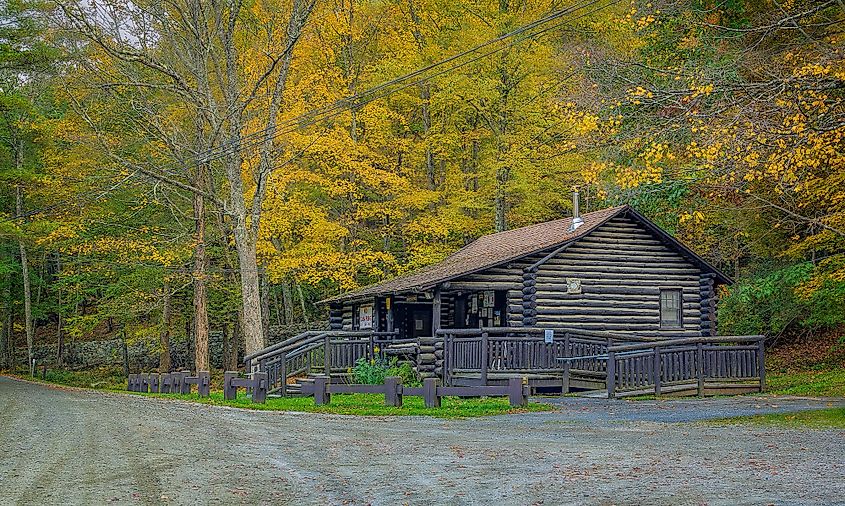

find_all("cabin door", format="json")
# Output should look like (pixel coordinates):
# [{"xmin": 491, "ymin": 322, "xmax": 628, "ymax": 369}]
[
  {"xmin": 410, "ymin": 306, "xmax": 433, "ymax": 338},
  {"xmin": 396, "ymin": 304, "xmax": 433, "ymax": 339}
]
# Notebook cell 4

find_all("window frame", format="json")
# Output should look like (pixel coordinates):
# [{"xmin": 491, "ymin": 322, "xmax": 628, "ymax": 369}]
[{"xmin": 659, "ymin": 288, "xmax": 683, "ymax": 329}]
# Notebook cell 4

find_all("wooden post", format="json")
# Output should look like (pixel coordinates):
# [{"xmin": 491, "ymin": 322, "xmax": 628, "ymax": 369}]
[
  {"xmin": 160, "ymin": 373, "xmax": 171, "ymax": 393},
  {"xmin": 197, "ymin": 371, "xmax": 210, "ymax": 397},
  {"xmin": 697, "ymin": 341, "xmax": 704, "ymax": 397},
  {"xmin": 385, "ymin": 296, "xmax": 394, "ymax": 333},
  {"xmin": 757, "ymin": 336, "xmax": 766, "ymax": 392},
  {"xmin": 324, "ymin": 333, "xmax": 331, "ymax": 376},
  {"xmin": 384, "ymin": 376, "xmax": 403, "ymax": 407},
  {"xmin": 280, "ymin": 352, "xmax": 288, "ymax": 397},
  {"xmin": 432, "ymin": 286, "xmax": 442, "ymax": 334},
  {"xmin": 443, "ymin": 333, "xmax": 451, "ymax": 386},
  {"xmin": 607, "ymin": 350, "xmax": 616, "ymax": 399},
  {"xmin": 314, "ymin": 375, "xmax": 330, "ymax": 405},
  {"xmin": 423, "ymin": 377, "xmax": 440, "ymax": 408},
  {"xmin": 508, "ymin": 377, "xmax": 527, "ymax": 407},
  {"xmin": 179, "ymin": 372, "xmax": 190, "ymax": 394},
  {"xmin": 253, "ymin": 372, "xmax": 268, "ymax": 404},
  {"xmin": 562, "ymin": 332, "xmax": 571, "ymax": 395},
  {"xmin": 480, "ymin": 331, "xmax": 489, "ymax": 385},
  {"xmin": 653, "ymin": 347, "xmax": 661, "ymax": 397},
  {"xmin": 224, "ymin": 371, "xmax": 238, "ymax": 400}
]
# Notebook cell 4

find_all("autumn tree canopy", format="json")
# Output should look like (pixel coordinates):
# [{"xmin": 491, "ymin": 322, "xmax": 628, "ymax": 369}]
[{"xmin": 0, "ymin": 0, "xmax": 842, "ymax": 368}]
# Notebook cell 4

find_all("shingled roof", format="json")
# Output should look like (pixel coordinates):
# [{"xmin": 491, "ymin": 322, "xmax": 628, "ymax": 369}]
[{"xmin": 324, "ymin": 205, "xmax": 629, "ymax": 303}]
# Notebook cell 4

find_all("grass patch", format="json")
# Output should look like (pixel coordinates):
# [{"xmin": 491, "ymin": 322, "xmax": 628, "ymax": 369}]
[
  {"xmin": 5, "ymin": 367, "xmax": 555, "ymax": 418},
  {"xmin": 765, "ymin": 369, "xmax": 845, "ymax": 397},
  {"xmin": 713, "ymin": 407, "xmax": 845, "ymax": 429},
  {"xmin": 147, "ymin": 391, "xmax": 554, "ymax": 418}
]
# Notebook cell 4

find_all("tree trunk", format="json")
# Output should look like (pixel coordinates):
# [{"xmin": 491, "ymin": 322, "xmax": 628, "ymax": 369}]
[
  {"xmin": 56, "ymin": 254, "xmax": 63, "ymax": 367},
  {"xmin": 121, "ymin": 326, "xmax": 129, "ymax": 377},
  {"xmin": 193, "ymin": 186, "xmax": 210, "ymax": 372},
  {"xmin": 281, "ymin": 282, "xmax": 294, "ymax": 325},
  {"xmin": 159, "ymin": 278, "xmax": 172, "ymax": 372},
  {"xmin": 16, "ymin": 185, "xmax": 33, "ymax": 372},
  {"xmin": 260, "ymin": 268, "xmax": 270, "ymax": 344},
  {"xmin": 228, "ymin": 312, "xmax": 242, "ymax": 371},
  {"xmin": 494, "ymin": 166, "xmax": 509, "ymax": 233},
  {"xmin": 296, "ymin": 282, "xmax": 310, "ymax": 326},
  {"xmin": 1, "ymin": 256, "xmax": 11, "ymax": 369},
  {"xmin": 234, "ymin": 228, "xmax": 264, "ymax": 355}
]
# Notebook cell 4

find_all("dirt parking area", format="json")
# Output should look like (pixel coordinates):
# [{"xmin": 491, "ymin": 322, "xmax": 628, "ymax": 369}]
[{"xmin": 1, "ymin": 376, "xmax": 843, "ymax": 505}]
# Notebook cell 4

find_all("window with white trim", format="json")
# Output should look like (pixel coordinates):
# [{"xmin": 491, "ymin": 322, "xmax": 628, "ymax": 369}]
[{"xmin": 659, "ymin": 289, "xmax": 682, "ymax": 328}]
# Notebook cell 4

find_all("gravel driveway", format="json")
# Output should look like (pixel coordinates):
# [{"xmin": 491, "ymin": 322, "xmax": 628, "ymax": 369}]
[{"xmin": 1, "ymin": 376, "xmax": 843, "ymax": 505}]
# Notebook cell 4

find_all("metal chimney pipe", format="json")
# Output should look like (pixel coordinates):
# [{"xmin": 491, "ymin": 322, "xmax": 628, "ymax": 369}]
[{"xmin": 568, "ymin": 188, "xmax": 584, "ymax": 232}]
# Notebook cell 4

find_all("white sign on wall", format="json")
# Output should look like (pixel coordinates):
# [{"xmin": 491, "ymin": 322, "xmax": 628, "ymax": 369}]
[{"xmin": 358, "ymin": 304, "xmax": 374, "ymax": 329}]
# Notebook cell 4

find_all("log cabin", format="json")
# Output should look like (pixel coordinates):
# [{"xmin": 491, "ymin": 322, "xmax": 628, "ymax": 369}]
[
  {"xmin": 246, "ymin": 192, "xmax": 764, "ymax": 397},
  {"xmin": 325, "ymin": 192, "xmax": 731, "ymax": 342}
]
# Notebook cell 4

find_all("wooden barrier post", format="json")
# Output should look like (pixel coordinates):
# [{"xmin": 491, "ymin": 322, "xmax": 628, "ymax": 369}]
[
  {"xmin": 253, "ymin": 372, "xmax": 268, "ymax": 404},
  {"xmin": 384, "ymin": 376, "xmax": 403, "ymax": 407},
  {"xmin": 149, "ymin": 374, "xmax": 160, "ymax": 393},
  {"xmin": 179, "ymin": 372, "xmax": 191, "ymax": 394},
  {"xmin": 697, "ymin": 342, "xmax": 705, "ymax": 397},
  {"xmin": 160, "ymin": 373, "xmax": 172, "ymax": 393},
  {"xmin": 197, "ymin": 371, "xmax": 210, "ymax": 397},
  {"xmin": 314, "ymin": 375, "xmax": 330, "ymax": 405},
  {"xmin": 757, "ymin": 337, "xmax": 766, "ymax": 392},
  {"xmin": 606, "ymin": 350, "xmax": 616, "ymax": 399},
  {"xmin": 223, "ymin": 371, "xmax": 238, "ymax": 400},
  {"xmin": 423, "ymin": 377, "xmax": 440, "ymax": 408},
  {"xmin": 653, "ymin": 347, "xmax": 661, "ymax": 397},
  {"xmin": 508, "ymin": 377, "xmax": 527, "ymax": 407}
]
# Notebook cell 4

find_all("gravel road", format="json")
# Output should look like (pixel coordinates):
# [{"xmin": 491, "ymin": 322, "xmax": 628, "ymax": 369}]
[{"xmin": 1, "ymin": 376, "xmax": 843, "ymax": 505}]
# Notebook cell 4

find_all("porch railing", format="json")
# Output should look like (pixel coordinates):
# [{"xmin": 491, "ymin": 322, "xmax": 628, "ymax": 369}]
[
  {"xmin": 603, "ymin": 335, "xmax": 765, "ymax": 397},
  {"xmin": 244, "ymin": 330, "xmax": 400, "ymax": 395},
  {"xmin": 437, "ymin": 328, "xmax": 765, "ymax": 397}
]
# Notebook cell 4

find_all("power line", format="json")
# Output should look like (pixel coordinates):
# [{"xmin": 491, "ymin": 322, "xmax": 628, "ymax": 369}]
[{"xmin": 6, "ymin": 0, "xmax": 621, "ymax": 223}]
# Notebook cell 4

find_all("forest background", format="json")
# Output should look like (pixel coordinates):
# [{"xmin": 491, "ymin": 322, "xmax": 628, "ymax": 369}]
[{"xmin": 0, "ymin": 0, "xmax": 842, "ymax": 373}]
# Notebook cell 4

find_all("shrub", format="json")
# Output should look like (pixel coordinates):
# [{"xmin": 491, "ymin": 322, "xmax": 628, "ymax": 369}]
[
  {"xmin": 720, "ymin": 259, "xmax": 845, "ymax": 337},
  {"xmin": 351, "ymin": 355, "xmax": 420, "ymax": 386}
]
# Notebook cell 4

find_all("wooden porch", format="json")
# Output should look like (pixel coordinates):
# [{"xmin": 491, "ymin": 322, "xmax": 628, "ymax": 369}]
[{"xmin": 244, "ymin": 327, "xmax": 765, "ymax": 398}]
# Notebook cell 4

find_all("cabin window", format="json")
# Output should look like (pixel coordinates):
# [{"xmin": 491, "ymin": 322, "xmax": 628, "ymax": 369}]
[{"xmin": 660, "ymin": 289, "xmax": 683, "ymax": 328}]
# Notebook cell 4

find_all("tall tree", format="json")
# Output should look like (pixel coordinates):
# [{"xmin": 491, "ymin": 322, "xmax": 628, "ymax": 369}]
[{"xmin": 57, "ymin": 0, "xmax": 317, "ymax": 356}]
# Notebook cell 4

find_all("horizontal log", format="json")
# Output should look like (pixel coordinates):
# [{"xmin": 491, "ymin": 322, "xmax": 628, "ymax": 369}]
[
  {"xmin": 446, "ymin": 281, "xmax": 522, "ymax": 291},
  {"xmin": 537, "ymin": 264, "xmax": 700, "ymax": 275},
  {"xmin": 530, "ymin": 299, "xmax": 700, "ymax": 310},
  {"xmin": 533, "ymin": 307, "xmax": 701, "ymax": 318},
  {"xmin": 534, "ymin": 313, "xmax": 674, "ymax": 323},
  {"xmin": 564, "ymin": 244, "xmax": 675, "ymax": 255},
  {"xmin": 535, "ymin": 284, "xmax": 699, "ymax": 294},
  {"xmin": 575, "ymin": 236, "xmax": 665, "ymax": 247},
  {"xmin": 535, "ymin": 292, "xmax": 697, "ymax": 302},
  {"xmin": 543, "ymin": 257, "xmax": 694, "ymax": 270},
  {"xmin": 537, "ymin": 271, "xmax": 699, "ymax": 282},
  {"xmin": 460, "ymin": 272, "xmax": 521, "ymax": 282}
]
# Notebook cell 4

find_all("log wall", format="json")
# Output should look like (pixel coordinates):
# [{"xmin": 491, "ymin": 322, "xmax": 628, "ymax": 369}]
[{"xmin": 529, "ymin": 216, "xmax": 706, "ymax": 336}]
